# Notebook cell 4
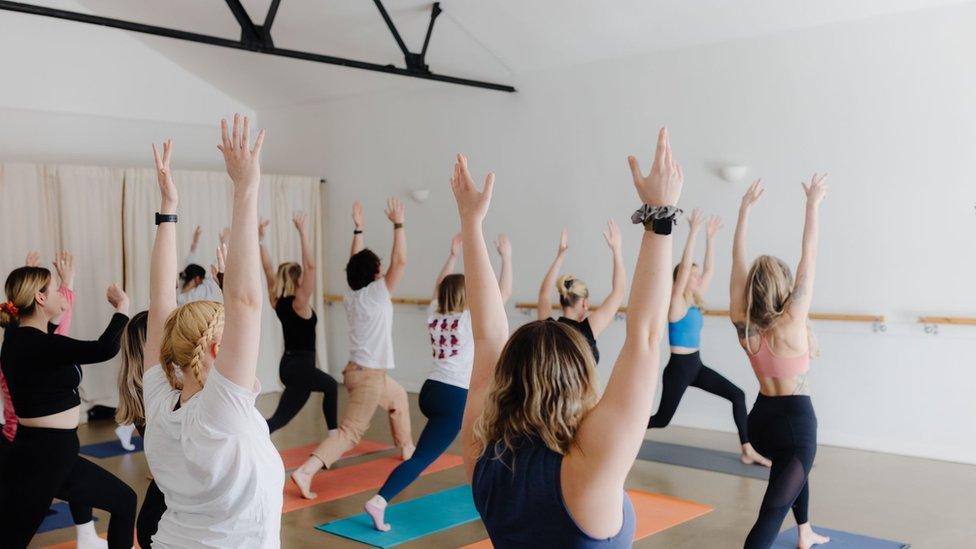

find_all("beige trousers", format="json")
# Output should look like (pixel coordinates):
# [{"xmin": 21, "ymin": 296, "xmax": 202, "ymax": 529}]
[{"xmin": 311, "ymin": 363, "xmax": 412, "ymax": 468}]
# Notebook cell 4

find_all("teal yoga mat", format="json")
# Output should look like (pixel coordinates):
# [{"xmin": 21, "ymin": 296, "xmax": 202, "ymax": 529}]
[{"xmin": 316, "ymin": 485, "xmax": 480, "ymax": 548}]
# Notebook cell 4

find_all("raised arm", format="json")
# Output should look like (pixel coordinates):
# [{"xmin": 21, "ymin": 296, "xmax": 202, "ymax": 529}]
[
  {"xmin": 698, "ymin": 215, "xmax": 722, "ymax": 295},
  {"xmin": 537, "ymin": 229, "xmax": 568, "ymax": 320},
  {"xmin": 257, "ymin": 219, "xmax": 276, "ymax": 304},
  {"xmin": 214, "ymin": 114, "xmax": 265, "ymax": 389},
  {"xmin": 494, "ymin": 234, "xmax": 513, "ymax": 303},
  {"xmin": 787, "ymin": 174, "xmax": 827, "ymax": 319},
  {"xmin": 349, "ymin": 201, "xmax": 365, "ymax": 257},
  {"xmin": 45, "ymin": 286, "xmax": 128, "ymax": 366},
  {"xmin": 50, "ymin": 251, "xmax": 75, "ymax": 331},
  {"xmin": 144, "ymin": 139, "xmax": 179, "ymax": 372},
  {"xmin": 432, "ymin": 233, "xmax": 461, "ymax": 300},
  {"xmin": 186, "ymin": 225, "xmax": 202, "ymax": 266},
  {"xmin": 292, "ymin": 211, "xmax": 316, "ymax": 316},
  {"xmin": 671, "ymin": 209, "xmax": 703, "ymax": 317},
  {"xmin": 730, "ymin": 179, "xmax": 764, "ymax": 324},
  {"xmin": 383, "ymin": 198, "xmax": 407, "ymax": 293},
  {"xmin": 570, "ymin": 127, "xmax": 682, "ymax": 489},
  {"xmin": 587, "ymin": 219, "xmax": 626, "ymax": 336},
  {"xmin": 451, "ymin": 154, "xmax": 506, "ymax": 479}
]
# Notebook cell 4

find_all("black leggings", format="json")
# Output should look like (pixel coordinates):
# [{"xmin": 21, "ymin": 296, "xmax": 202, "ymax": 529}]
[
  {"xmin": 0, "ymin": 426, "xmax": 136, "ymax": 549},
  {"xmin": 648, "ymin": 352, "xmax": 749, "ymax": 444},
  {"xmin": 744, "ymin": 395, "xmax": 817, "ymax": 548},
  {"xmin": 266, "ymin": 350, "xmax": 338, "ymax": 432},
  {"xmin": 136, "ymin": 479, "xmax": 166, "ymax": 548}
]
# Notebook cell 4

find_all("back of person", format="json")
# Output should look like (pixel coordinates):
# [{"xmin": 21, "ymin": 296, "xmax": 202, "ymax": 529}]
[
  {"xmin": 556, "ymin": 316, "xmax": 600, "ymax": 364},
  {"xmin": 427, "ymin": 301, "xmax": 473, "ymax": 388},
  {"xmin": 275, "ymin": 296, "xmax": 317, "ymax": 352},
  {"xmin": 473, "ymin": 437, "xmax": 635, "ymax": 548},
  {"xmin": 743, "ymin": 319, "xmax": 811, "ymax": 396},
  {"xmin": 143, "ymin": 364, "xmax": 284, "ymax": 548},
  {"xmin": 344, "ymin": 279, "xmax": 394, "ymax": 369}
]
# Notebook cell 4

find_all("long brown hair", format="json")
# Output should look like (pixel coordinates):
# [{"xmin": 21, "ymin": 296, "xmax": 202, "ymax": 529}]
[
  {"xmin": 116, "ymin": 311, "xmax": 149, "ymax": 425},
  {"xmin": 1, "ymin": 267, "xmax": 52, "ymax": 328},
  {"xmin": 745, "ymin": 255, "xmax": 817, "ymax": 355},
  {"xmin": 159, "ymin": 301, "xmax": 224, "ymax": 390},
  {"xmin": 437, "ymin": 274, "xmax": 466, "ymax": 315},
  {"xmin": 473, "ymin": 321, "xmax": 599, "ymax": 463}
]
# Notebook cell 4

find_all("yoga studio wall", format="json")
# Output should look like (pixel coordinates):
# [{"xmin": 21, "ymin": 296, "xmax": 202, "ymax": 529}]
[{"xmin": 260, "ymin": 2, "xmax": 976, "ymax": 465}]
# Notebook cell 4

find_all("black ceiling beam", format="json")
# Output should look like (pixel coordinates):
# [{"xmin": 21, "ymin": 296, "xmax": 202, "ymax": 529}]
[
  {"xmin": 420, "ymin": 3, "xmax": 442, "ymax": 59},
  {"xmin": 0, "ymin": 0, "xmax": 515, "ymax": 92},
  {"xmin": 372, "ymin": 0, "xmax": 442, "ymax": 74},
  {"xmin": 223, "ymin": 0, "xmax": 263, "ymax": 47},
  {"xmin": 372, "ymin": 0, "xmax": 411, "ymax": 58},
  {"xmin": 263, "ymin": 0, "xmax": 282, "ymax": 32}
]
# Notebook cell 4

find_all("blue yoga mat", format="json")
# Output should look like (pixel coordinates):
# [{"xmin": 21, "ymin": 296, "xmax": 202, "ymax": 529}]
[
  {"xmin": 38, "ymin": 502, "xmax": 98, "ymax": 534},
  {"xmin": 774, "ymin": 526, "xmax": 910, "ymax": 548},
  {"xmin": 316, "ymin": 485, "xmax": 480, "ymax": 548},
  {"xmin": 79, "ymin": 436, "xmax": 143, "ymax": 458}
]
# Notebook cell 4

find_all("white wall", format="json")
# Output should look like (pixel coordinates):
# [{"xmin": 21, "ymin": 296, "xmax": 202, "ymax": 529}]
[{"xmin": 260, "ymin": 2, "xmax": 976, "ymax": 464}]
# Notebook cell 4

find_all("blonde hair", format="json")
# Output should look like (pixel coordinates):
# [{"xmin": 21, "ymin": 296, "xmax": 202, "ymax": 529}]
[
  {"xmin": 116, "ymin": 311, "xmax": 149, "ymax": 426},
  {"xmin": 1, "ymin": 267, "xmax": 52, "ymax": 328},
  {"xmin": 274, "ymin": 262, "xmax": 302, "ymax": 300},
  {"xmin": 745, "ymin": 255, "xmax": 817, "ymax": 355},
  {"xmin": 556, "ymin": 275, "xmax": 588, "ymax": 309},
  {"xmin": 673, "ymin": 263, "xmax": 704, "ymax": 308},
  {"xmin": 437, "ymin": 274, "xmax": 466, "ymax": 315},
  {"xmin": 159, "ymin": 301, "xmax": 225, "ymax": 390},
  {"xmin": 473, "ymin": 321, "xmax": 599, "ymax": 464}
]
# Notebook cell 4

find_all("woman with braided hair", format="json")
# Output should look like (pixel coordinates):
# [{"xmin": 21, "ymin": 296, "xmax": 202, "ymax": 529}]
[
  {"xmin": 141, "ymin": 117, "xmax": 284, "ymax": 548},
  {"xmin": 536, "ymin": 222, "xmax": 627, "ymax": 363}
]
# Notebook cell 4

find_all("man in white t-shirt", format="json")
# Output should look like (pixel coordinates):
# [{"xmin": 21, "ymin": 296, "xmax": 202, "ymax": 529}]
[{"xmin": 291, "ymin": 199, "xmax": 415, "ymax": 499}]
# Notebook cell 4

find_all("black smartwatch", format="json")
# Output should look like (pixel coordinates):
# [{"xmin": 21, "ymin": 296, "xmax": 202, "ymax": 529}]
[
  {"xmin": 155, "ymin": 213, "xmax": 178, "ymax": 225},
  {"xmin": 649, "ymin": 217, "xmax": 674, "ymax": 235},
  {"xmin": 353, "ymin": 229, "xmax": 363, "ymax": 235}
]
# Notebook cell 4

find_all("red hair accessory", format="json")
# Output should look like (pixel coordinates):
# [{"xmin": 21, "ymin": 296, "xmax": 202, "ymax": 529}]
[{"xmin": 0, "ymin": 302, "xmax": 19, "ymax": 317}]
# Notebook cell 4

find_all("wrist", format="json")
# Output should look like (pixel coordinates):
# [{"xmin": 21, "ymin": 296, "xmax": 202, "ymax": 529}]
[
  {"xmin": 160, "ymin": 201, "xmax": 177, "ymax": 214},
  {"xmin": 806, "ymin": 202, "xmax": 820, "ymax": 213}
]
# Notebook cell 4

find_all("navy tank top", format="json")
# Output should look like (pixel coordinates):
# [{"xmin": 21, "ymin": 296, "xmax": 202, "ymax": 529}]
[
  {"xmin": 472, "ymin": 437, "xmax": 635, "ymax": 548},
  {"xmin": 556, "ymin": 317, "xmax": 600, "ymax": 364},
  {"xmin": 275, "ymin": 296, "xmax": 317, "ymax": 352}
]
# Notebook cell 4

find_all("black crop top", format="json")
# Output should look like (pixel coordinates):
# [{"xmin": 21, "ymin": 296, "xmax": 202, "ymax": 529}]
[
  {"xmin": 0, "ymin": 313, "xmax": 127, "ymax": 418},
  {"xmin": 275, "ymin": 296, "xmax": 317, "ymax": 352},
  {"xmin": 556, "ymin": 316, "xmax": 600, "ymax": 364}
]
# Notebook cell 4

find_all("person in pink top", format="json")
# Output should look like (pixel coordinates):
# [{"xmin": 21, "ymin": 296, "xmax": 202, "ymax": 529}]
[{"xmin": 731, "ymin": 176, "xmax": 831, "ymax": 549}]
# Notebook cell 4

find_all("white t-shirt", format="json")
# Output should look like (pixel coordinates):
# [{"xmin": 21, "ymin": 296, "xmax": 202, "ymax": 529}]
[
  {"xmin": 344, "ymin": 279, "xmax": 395, "ymax": 369},
  {"xmin": 143, "ymin": 364, "xmax": 285, "ymax": 548},
  {"xmin": 426, "ymin": 301, "xmax": 473, "ymax": 389},
  {"xmin": 177, "ymin": 253, "xmax": 223, "ymax": 305}
]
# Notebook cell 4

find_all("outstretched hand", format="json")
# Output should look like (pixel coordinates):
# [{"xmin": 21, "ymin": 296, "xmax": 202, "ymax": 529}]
[
  {"xmin": 151, "ymin": 139, "xmax": 177, "ymax": 209},
  {"xmin": 628, "ymin": 127, "xmax": 683, "ymax": 207},
  {"xmin": 210, "ymin": 242, "xmax": 227, "ymax": 279},
  {"xmin": 218, "ymin": 113, "xmax": 265, "ymax": 188},
  {"xmin": 741, "ymin": 179, "xmax": 764, "ymax": 210},
  {"xmin": 191, "ymin": 225, "xmax": 203, "ymax": 247},
  {"xmin": 687, "ymin": 208, "xmax": 704, "ymax": 232},
  {"xmin": 495, "ymin": 234, "xmax": 511, "ymax": 257},
  {"xmin": 106, "ymin": 283, "xmax": 130, "ymax": 314},
  {"xmin": 706, "ymin": 215, "xmax": 723, "ymax": 238},
  {"xmin": 385, "ymin": 198, "xmax": 405, "ymax": 224},
  {"xmin": 24, "ymin": 251, "xmax": 40, "ymax": 267},
  {"xmin": 602, "ymin": 220, "xmax": 621, "ymax": 251},
  {"xmin": 219, "ymin": 227, "xmax": 231, "ymax": 246},
  {"xmin": 450, "ymin": 154, "xmax": 494, "ymax": 223},
  {"xmin": 293, "ymin": 211, "xmax": 308, "ymax": 233},
  {"xmin": 352, "ymin": 201, "xmax": 364, "ymax": 229},
  {"xmin": 258, "ymin": 218, "xmax": 270, "ymax": 241},
  {"xmin": 450, "ymin": 233, "xmax": 463, "ymax": 256},
  {"xmin": 802, "ymin": 173, "xmax": 828, "ymax": 207},
  {"xmin": 53, "ymin": 251, "xmax": 75, "ymax": 289}
]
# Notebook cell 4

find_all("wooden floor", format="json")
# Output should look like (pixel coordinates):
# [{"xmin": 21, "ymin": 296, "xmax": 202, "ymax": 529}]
[{"xmin": 30, "ymin": 390, "xmax": 976, "ymax": 548}]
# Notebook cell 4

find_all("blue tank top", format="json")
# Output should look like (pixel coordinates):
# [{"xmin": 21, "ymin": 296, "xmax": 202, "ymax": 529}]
[
  {"xmin": 668, "ymin": 306, "xmax": 703, "ymax": 348},
  {"xmin": 472, "ymin": 437, "xmax": 636, "ymax": 548}
]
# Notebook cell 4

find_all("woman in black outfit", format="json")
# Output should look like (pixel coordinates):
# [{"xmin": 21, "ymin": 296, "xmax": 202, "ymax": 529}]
[
  {"xmin": 0, "ymin": 266, "xmax": 135, "ymax": 549},
  {"xmin": 260, "ymin": 212, "xmax": 338, "ymax": 435},
  {"xmin": 536, "ymin": 223, "xmax": 627, "ymax": 362}
]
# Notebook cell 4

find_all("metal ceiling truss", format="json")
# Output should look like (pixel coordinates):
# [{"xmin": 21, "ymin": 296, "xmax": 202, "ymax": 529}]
[{"xmin": 0, "ymin": 0, "xmax": 516, "ymax": 92}]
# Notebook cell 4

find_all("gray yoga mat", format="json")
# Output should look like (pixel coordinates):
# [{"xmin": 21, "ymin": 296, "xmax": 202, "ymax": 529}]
[
  {"xmin": 773, "ymin": 526, "xmax": 909, "ymax": 548},
  {"xmin": 637, "ymin": 439, "xmax": 770, "ymax": 479}
]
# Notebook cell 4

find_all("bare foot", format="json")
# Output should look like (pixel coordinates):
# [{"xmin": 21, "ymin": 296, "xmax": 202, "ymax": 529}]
[
  {"xmin": 365, "ymin": 495, "xmax": 391, "ymax": 532},
  {"xmin": 401, "ymin": 444, "xmax": 416, "ymax": 461},
  {"xmin": 741, "ymin": 443, "xmax": 772, "ymax": 468},
  {"xmin": 291, "ymin": 457, "xmax": 322, "ymax": 499},
  {"xmin": 797, "ymin": 523, "xmax": 830, "ymax": 548}
]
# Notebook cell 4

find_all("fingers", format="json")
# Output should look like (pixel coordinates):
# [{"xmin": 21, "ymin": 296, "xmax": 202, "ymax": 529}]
[
  {"xmin": 252, "ymin": 128, "xmax": 265, "ymax": 156},
  {"xmin": 482, "ymin": 172, "xmax": 495, "ymax": 201},
  {"xmin": 152, "ymin": 143, "xmax": 163, "ymax": 170},
  {"xmin": 241, "ymin": 116, "xmax": 250, "ymax": 151},
  {"xmin": 654, "ymin": 127, "xmax": 668, "ymax": 167},
  {"xmin": 219, "ymin": 118, "xmax": 231, "ymax": 152},
  {"xmin": 163, "ymin": 139, "xmax": 172, "ymax": 167},
  {"xmin": 627, "ymin": 156, "xmax": 643, "ymax": 186},
  {"xmin": 232, "ymin": 113, "xmax": 241, "ymax": 150}
]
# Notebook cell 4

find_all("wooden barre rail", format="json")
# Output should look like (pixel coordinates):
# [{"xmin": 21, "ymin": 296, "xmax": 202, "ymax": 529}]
[
  {"xmin": 325, "ymin": 294, "xmax": 431, "ymax": 307},
  {"xmin": 917, "ymin": 316, "xmax": 976, "ymax": 326},
  {"xmin": 512, "ymin": 303, "xmax": 885, "ymax": 323}
]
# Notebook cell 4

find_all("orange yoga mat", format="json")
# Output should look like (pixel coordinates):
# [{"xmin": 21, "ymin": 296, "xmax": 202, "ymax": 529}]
[
  {"xmin": 278, "ymin": 439, "xmax": 391, "ymax": 470},
  {"xmin": 282, "ymin": 453, "xmax": 464, "ymax": 513},
  {"xmin": 459, "ymin": 489, "xmax": 713, "ymax": 548}
]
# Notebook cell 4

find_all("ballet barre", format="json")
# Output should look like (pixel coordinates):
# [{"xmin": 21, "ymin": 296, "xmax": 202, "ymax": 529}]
[
  {"xmin": 325, "ymin": 294, "xmax": 431, "ymax": 307},
  {"xmin": 917, "ymin": 316, "xmax": 976, "ymax": 335}
]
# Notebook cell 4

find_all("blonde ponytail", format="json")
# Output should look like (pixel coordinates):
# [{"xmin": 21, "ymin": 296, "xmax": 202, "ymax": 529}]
[{"xmin": 555, "ymin": 275, "xmax": 588, "ymax": 309}]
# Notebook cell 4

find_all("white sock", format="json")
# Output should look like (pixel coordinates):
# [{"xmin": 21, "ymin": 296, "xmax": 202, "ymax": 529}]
[
  {"xmin": 75, "ymin": 520, "xmax": 107, "ymax": 549},
  {"xmin": 328, "ymin": 429, "xmax": 339, "ymax": 437},
  {"xmin": 115, "ymin": 423, "xmax": 136, "ymax": 451}
]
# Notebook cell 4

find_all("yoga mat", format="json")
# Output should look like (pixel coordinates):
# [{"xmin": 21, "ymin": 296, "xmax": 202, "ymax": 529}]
[
  {"xmin": 79, "ymin": 436, "xmax": 144, "ymax": 459},
  {"xmin": 637, "ymin": 439, "xmax": 770, "ymax": 479},
  {"xmin": 43, "ymin": 532, "xmax": 141, "ymax": 549},
  {"xmin": 459, "ymin": 489, "xmax": 713, "ymax": 548},
  {"xmin": 773, "ymin": 526, "xmax": 910, "ymax": 548},
  {"xmin": 279, "ymin": 439, "xmax": 392, "ymax": 470},
  {"xmin": 316, "ymin": 485, "xmax": 480, "ymax": 548},
  {"xmin": 282, "ymin": 453, "xmax": 463, "ymax": 513},
  {"xmin": 37, "ymin": 502, "xmax": 95, "ymax": 534}
]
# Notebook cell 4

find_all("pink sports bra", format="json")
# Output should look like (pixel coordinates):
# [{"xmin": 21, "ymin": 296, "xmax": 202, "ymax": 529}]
[{"xmin": 747, "ymin": 335, "xmax": 810, "ymax": 378}]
